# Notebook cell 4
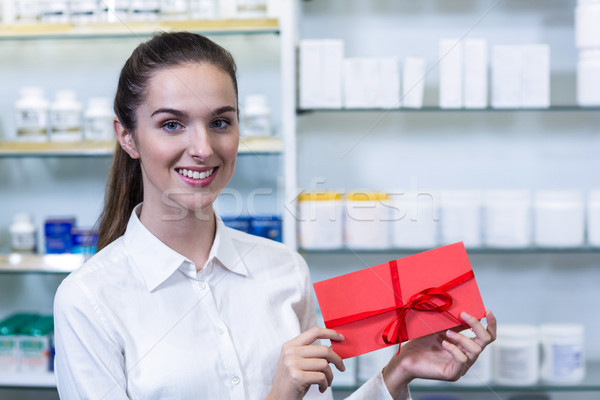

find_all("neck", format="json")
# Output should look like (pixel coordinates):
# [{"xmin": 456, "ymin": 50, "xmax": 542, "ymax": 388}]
[{"xmin": 138, "ymin": 202, "xmax": 216, "ymax": 271}]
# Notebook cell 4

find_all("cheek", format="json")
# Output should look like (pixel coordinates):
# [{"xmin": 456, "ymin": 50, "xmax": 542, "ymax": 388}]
[{"xmin": 221, "ymin": 136, "xmax": 239, "ymax": 165}]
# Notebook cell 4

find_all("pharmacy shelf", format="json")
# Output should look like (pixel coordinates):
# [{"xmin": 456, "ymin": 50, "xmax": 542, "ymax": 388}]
[
  {"xmin": 0, "ymin": 254, "xmax": 84, "ymax": 274},
  {"xmin": 0, "ymin": 372, "xmax": 56, "ymax": 389},
  {"xmin": 0, "ymin": 18, "xmax": 279, "ymax": 40},
  {"xmin": 0, "ymin": 137, "xmax": 283, "ymax": 157},
  {"xmin": 331, "ymin": 361, "xmax": 600, "ymax": 394},
  {"xmin": 300, "ymin": 246, "xmax": 600, "ymax": 256},
  {"xmin": 297, "ymin": 106, "xmax": 600, "ymax": 114},
  {"xmin": 0, "ymin": 140, "xmax": 116, "ymax": 157}
]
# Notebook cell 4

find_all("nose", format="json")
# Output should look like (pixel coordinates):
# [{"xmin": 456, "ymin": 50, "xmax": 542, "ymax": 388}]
[{"xmin": 187, "ymin": 125, "xmax": 213, "ymax": 161}]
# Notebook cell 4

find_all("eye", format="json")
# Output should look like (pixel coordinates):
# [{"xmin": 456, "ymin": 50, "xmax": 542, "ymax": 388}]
[
  {"xmin": 210, "ymin": 119, "xmax": 229, "ymax": 129},
  {"xmin": 162, "ymin": 120, "xmax": 183, "ymax": 132}
]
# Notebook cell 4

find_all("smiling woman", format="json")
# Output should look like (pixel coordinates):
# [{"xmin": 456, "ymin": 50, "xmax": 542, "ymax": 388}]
[{"xmin": 52, "ymin": 31, "xmax": 495, "ymax": 400}]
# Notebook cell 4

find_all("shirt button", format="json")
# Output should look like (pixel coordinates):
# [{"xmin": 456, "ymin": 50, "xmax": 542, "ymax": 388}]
[
  {"xmin": 231, "ymin": 375, "xmax": 240, "ymax": 385},
  {"xmin": 215, "ymin": 326, "xmax": 224, "ymax": 335},
  {"xmin": 197, "ymin": 281, "xmax": 206, "ymax": 290}
]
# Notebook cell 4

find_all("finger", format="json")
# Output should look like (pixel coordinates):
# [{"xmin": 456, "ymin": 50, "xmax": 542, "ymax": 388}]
[
  {"xmin": 445, "ymin": 329, "xmax": 482, "ymax": 359},
  {"xmin": 300, "ymin": 370, "xmax": 329, "ymax": 393},
  {"xmin": 486, "ymin": 310, "xmax": 497, "ymax": 341},
  {"xmin": 287, "ymin": 327, "xmax": 345, "ymax": 347},
  {"xmin": 441, "ymin": 340, "xmax": 468, "ymax": 379},
  {"xmin": 295, "ymin": 358, "xmax": 334, "ymax": 385},
  {"xmin": 298, "ymin": 345, "xmax": 345, "ymax": 372},
  {"xmin": 460, "ymin": 311, "xmax": 492, "ymax": 347}
]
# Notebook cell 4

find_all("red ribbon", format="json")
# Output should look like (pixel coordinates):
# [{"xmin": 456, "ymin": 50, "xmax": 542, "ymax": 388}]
[{"xmin": 324, "ymin": 261, "xmax": 474, "ymax": 347}]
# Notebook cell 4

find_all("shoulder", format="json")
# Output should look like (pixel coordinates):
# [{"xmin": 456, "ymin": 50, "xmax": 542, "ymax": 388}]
[
  {"xmin": 55, "ymin": 238, "xmax": 135, "ymax": 305},
  {"xmin": 224, "ymin": 226, "xmax": 309, "ymax": 275}
]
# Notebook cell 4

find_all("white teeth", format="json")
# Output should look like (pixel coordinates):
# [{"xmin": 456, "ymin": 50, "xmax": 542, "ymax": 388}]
[{"xmin": 178, "ymin": 168, "xmax": 214, "ymax": 180}]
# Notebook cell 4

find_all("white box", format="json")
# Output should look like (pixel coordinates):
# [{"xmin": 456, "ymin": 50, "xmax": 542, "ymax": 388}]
[
  {"xmin": 534, "ymin": 190, "xmax": 585, "ymax": 248},
  {"xmin": 378, "ymin": 57, "xmax": 401, "ymax": 108},
  {"xmin": 491, "ymin": 45, "xmax": 522, "ymax": 108},
  {"xmin": 464, "ymin": 39, "xmax": 488, "ymax": 109},
  {"xmin": 299, "ymin": 39, "xmax": 344, "ymax": 109},
  {"xmin": 521, "ymin": 44, "xmax": 550, "ymax": 108},
  {"xmin": 575, "ymin": 2, "xmax": 600, "ymax": 49},
  {"xmin": 588, "ymin": 190, "xmax": 600, "ymax": 247},
  {"xmin": 343, "ymin": 58, "xmax": 380, "ymax": 108},
  {"xmin": 389, "ymin": 190, "xmax": 439, "ymax": 249},
  {"xmin": 0, "ymin": 335, "xmax": 19, "ymax": 372},
  {"xmin": 402, "ymin": 56, "xmax": 426, "ymax": 108},
  {"xmin": 483, "ymin": 190, "xmax": 532, "ymax": 248},
  {"xmin": 344, "ymin": 192, "xmax": 391, "ymax": 249},
  {"xmin": 439, "ymin": 38, "xmax": 463, "ymax": 108},
  {"xmin": 440, "ymin": 190, "xmax": 483, "ymax": 248}
]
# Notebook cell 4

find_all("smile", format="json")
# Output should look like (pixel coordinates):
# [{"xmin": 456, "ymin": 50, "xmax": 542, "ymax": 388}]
[{"xmin": 177, "ymin": 168, "xmax": 215, "ymax": 180}]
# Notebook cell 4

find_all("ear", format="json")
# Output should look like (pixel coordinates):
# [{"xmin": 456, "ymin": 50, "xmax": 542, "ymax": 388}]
[{"xmin": 114, "ymin": 117, "xmax": 140, "ymax": 159}]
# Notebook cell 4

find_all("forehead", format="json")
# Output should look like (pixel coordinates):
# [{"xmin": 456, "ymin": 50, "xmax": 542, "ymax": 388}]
[{"xmin": 143, "ymin": 63, "xmax": 237, "ymax": 111}]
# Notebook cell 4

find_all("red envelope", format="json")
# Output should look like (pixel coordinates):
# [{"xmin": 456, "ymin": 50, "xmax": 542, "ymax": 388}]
[{"xmin": 313, "ymin": 242, "xmax": 486, "ymax": 359}]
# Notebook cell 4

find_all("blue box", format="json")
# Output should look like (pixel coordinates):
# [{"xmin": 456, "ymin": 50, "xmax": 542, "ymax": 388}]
[
  {"xmin": 222, "ymin": 216, "xmax": 251, "ymax": 233},
  {"xmin": 249, "ymin": 215, "xmax": 282, "ymax": 242},
  {"xmin": 44, "ymin": 217, "xmax": 76, "ymax": 254},
  {"xmin": 71, "ymin": 228, "xmax": 98, "ymax": 255}
]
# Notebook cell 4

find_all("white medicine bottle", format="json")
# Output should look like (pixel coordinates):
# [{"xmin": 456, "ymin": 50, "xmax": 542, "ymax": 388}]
[
  {"xmin": 236, "ymin": 0, "xmax": 268, "ymax": 18},
  {"xmin": 9, "ymin": 213, "xmax": 36, "ymax": 253},
  {"xmin": 84, "ymin": 97, "xmax": 115, "ymax": 141},
  {"xmin": 15, "ymin": 86, "xmax": 49, "ymax": 141},
  {"xmin": 50, "ymin": 90, "xmax": 83, "ymax": 142},
  {"xmin": 242, "ymin": 94, "xmax": 272, "ymax": 137}
]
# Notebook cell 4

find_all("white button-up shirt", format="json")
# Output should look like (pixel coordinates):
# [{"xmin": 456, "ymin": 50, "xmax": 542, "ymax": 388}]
[{"xmin": 54, "ymin": 206, "xmax": 409, "ymax": 399}]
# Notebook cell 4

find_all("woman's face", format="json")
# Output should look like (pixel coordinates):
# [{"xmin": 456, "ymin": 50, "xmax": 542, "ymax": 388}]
[{"xmin": 122, "ymin": 62, "xmax": 239, "ymax": 217}]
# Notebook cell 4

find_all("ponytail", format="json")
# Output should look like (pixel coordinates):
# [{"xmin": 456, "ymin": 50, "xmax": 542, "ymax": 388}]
[{"xmin": 96, "ymin": 145, "xmax": 143, "ymax": 251}]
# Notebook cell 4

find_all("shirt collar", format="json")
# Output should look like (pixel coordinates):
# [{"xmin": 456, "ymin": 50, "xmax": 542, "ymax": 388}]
[
  {"xmin": 211, "ymin": 217, "xmax": 250, "ymax": 278},
  {"xmin": 123, "ymin": 205, "xmax": 248, "ymax": 292}
]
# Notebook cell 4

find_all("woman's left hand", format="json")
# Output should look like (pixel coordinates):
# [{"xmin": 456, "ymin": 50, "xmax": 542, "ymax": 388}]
[{"xmin": 382, "ymin": 310, "xmax": 497, "ymax": 398}]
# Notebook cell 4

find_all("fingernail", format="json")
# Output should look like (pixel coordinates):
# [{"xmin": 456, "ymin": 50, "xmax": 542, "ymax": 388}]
[
  {"xmin": 487, "ymin": 310, "xmax": 495, "ymax": 318},
  {"xmin": 442, "ymin": 340, "xmax": 450, "ymax": 348},
  {"xmin": 461, "ymin": 311, "xmax": 472, "ymax": 320},
  {"xmin": 446, "ymin": 329, "xmax": 456, "ymax": 337},
  {"xmin": 339, "ymin": 333, "xmax": 345, "ymax": 340}
]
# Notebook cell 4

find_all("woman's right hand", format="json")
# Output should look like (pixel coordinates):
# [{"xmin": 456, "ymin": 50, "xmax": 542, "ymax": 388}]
[{"xmin": 267, "ymin": 327, "xmax": 346, "ymax": 400}]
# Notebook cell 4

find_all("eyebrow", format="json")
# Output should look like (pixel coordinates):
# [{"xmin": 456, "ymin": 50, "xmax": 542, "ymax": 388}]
[{"xmin": 150, "ymin": 106, "xmax": 236, "ymax": 118}]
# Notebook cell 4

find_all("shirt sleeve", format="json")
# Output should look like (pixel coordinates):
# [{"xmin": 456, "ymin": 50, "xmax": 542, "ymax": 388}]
[
  {"xmin": 342, "ymin": 371, "xmax": 412, "ymax": 400},
  {"xmin": 53, "ymin": 275, "xmax": 129, "ymax": 399}
]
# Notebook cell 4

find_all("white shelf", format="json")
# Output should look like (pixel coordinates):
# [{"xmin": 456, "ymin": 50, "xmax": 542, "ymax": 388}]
[
  {"xmin": 0, "ymin": 137, "xmax": 283, "ymax": 157},
  {"xmin": 0, "ymin": 372, "xmax": 56, "ymax": 388},
  {"xmin": 0, "ymin": 254, "xmax": 83, "ymax": 274},
  {"xmin": 0, "ymin": 18, "xmax": 279, "ymax": 39}
]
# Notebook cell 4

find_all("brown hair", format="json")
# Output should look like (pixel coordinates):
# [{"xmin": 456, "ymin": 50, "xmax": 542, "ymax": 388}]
[{"xmin": 96, "ymin": 31, "xmax": 238, "ymax": 251}]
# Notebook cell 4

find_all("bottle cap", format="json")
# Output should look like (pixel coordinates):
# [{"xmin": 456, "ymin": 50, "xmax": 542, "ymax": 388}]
[
  {"xmin": 13, "ymin": 212, "xmax": 33, "ymax": 224},
  {"xmin": 55, "ymin": 90, "xmax": 78, "ymax": 102},
  {"xmin": 20, "ymin": 87, "xmax": 45, "ymax": 98}
]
